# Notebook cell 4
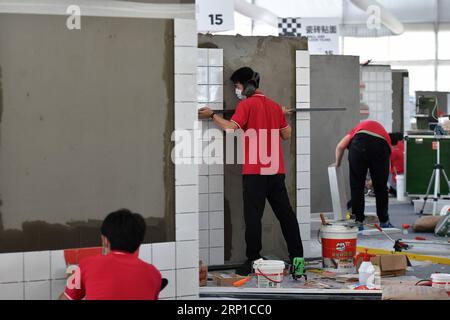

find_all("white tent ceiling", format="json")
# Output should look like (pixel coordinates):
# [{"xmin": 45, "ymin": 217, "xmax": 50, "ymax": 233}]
[{"xmin": 255, "ymin": 0, "xmax": 450, "ymax": 25}]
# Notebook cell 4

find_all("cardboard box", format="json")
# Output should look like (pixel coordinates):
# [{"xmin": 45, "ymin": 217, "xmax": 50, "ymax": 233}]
[
  {"xmin": 212, "ymin": 272, "xmax": 248, "ymax": 287},
  {"xmin": 199, "ymin": 262, "xmax": 208, "ymax": 287},
  {"xmin": 356, "ymin": 254, "xmax": 410, "ymax": 277}
]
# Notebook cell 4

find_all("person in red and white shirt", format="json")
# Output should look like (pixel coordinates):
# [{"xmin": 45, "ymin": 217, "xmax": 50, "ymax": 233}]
[
  {"xmin": 335, "ymin": 120, "xmax": 394, "ymax": 231},
  {"xmin": 198, "ymin": 67, "xmax": 303, "ymax": 276},
  {"xmin": 388, "ymin": 133, "xmax": 405, "ymax": 196},
  {"xmin": 60, "ymin": 209, "xmax": 163, "ymax": 300}
]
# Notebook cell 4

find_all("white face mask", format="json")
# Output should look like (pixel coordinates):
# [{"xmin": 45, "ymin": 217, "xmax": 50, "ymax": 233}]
[{"xmin": 235, "ymin": 88, "xmax": 246, "ymax": 100}]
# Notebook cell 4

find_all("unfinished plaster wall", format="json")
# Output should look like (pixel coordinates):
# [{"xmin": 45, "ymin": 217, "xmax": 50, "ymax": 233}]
[
  {"xmin": 0, "ymin": 14, "xmax": 175, "ymax": 251},
  {"xmin": 310, "ymin": 55, "xmax": 360, "ymax": 214},
  {"xmin": 198, "ymin": 35, "xmax": 308, "ymax": 263}
]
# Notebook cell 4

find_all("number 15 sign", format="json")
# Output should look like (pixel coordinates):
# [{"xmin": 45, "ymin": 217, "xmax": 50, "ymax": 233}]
[{"xmin": 197, "ymin": 0, "xmax": 235, "ymax": 32}]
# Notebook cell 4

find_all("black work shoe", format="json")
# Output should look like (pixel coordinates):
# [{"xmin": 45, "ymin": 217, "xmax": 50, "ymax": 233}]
[{"xmin": 235, "ymin": 260, "xmax": 254, "ymax": 276}]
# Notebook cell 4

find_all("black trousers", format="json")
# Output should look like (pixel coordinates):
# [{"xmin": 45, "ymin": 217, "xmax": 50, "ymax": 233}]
[
  {"xmin": 242, "ymin": 174, "xmax": 303, "ymax": 261},
  {"xmin": 348, "ymin": 134, "xmax": 391, "ymax": 224}
]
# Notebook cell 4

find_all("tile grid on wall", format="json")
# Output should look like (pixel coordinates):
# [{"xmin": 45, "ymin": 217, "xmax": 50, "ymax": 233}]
[
  {"xmin": 0, "ymin": 18, "xmax": 200, "ymax": 301},
  {"xmin": 172, "ymin": 18, "xmax": 200, "ymax": 300},
  {"xmin": 197, "ymin": 48, "xmax": 225, "ymax": 267},
  {"xmin": 296, "ymin": 50, "xmax": 312, "ymax": 258},
  {"xmin": 361, "ymin": 65, "xmax": 393, "ymax": 132}
]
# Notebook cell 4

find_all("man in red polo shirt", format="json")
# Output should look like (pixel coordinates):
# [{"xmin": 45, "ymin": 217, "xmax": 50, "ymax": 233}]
[
  {"xmin": 198, "ymin": 67, "xmax": 303, "ymax": 276},
  {"xmin": 388, "ymin": 133, "xmax": 405, "ymax": 196},
  {"xmin": 60, "ymin": 209, "xmax": 162, "ymax": 300},
  {"xmin": 335, "ymin": 120, "xmax": 395, "ymax": 230}
]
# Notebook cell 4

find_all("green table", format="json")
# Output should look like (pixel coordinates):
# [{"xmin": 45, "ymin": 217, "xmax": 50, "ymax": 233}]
[{"xmin": 405, "ymin": 135, "xmax": 450, "ymax": 196}]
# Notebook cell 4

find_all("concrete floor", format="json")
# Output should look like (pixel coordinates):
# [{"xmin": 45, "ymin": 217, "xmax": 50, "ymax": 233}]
[
  {"xmin": 201, "ymin": 198, "xmax": 450, "ymax": 299},
  {"xmin": 309, "ymin": 197, "xmax": 450, "ymax": 279}
]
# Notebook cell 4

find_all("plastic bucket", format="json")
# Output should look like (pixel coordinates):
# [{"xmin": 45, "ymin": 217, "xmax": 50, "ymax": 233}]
[
  {"xmin": 396, "ymin": 175, "xmax": 405, "ymax": 201},
  {"xmin": 320, "ymin": 224, "xmax": 358, "ymax": 273},
  {"xmin": 431, "ymin": 273, "xmax": 450, "ymax": 295},
  {"xmin": 253, "ymin": 259, "xmax": 285, "ymax": 288}
]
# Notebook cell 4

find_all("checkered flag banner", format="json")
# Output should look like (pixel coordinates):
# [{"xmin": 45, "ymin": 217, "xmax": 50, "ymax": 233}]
[{"xmin": 278, "ymin": 17, "xmax": 302, "ymax": 37}]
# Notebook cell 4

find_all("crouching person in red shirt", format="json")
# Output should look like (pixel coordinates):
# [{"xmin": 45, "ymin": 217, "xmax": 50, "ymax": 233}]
[{"xmin": 60, "ymin": 209, "xmax": 163, "ymax": 300}]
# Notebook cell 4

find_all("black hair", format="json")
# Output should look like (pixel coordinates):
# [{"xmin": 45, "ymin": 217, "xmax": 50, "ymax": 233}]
[
  {"xmin": 389, "ymin": 133, "xmax": 398, "ymax": 146},
  {"xmin": 100, "ymin": 208, "xmax": 146, "ymax": 253},
  {"xmin": 230, "ymin": 67, "xmax": 260, "ymax": 97},
  {"xmin": 389, "ymin": 132, "xmax": 404, "ymax": 146}
]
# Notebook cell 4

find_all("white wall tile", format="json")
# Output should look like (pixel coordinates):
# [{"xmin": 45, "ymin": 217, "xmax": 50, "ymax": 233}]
[
  {"xmin": 297, "ymin": 155, "xmax": 310, "ymax": 172},
  {"xmin": 199, "ymin": 212, "xmax": 209, "ymax": 230},
  {"xmin": 176, "ymin": 185, "xmax": 199, "ymax": 213},
  {"xmin": 199, "ymin": 194, "xmax": 209, "ymax": 212},
  {"xmin": 197, "ymin": 66, "xmax": 208, "ymax": 84},
  {"xmin": 51, "ymin": 279, "xmax": 67, "ymax": 300},
  {"xmin": 299, "ymin": 224, "xmax": 311, "ymax": 241},
  {"xmin": 209, "ymin": 211, "xmax": 224, "ymax": 229},
  {"xmin": 297, "ymin": 207, "xmax": 311, "ymax": 224},
  {"xmin": 296, "ymin": 85, "xmax": 310, "ymax": 103},
  {"xmin": 209, "ymin": 164, "xmax": 224, "ymax": 175},
  {"xmin": 296, "ymin": 119, "xmax": 311, "ymax": 137},
  {"xmin": 199, "ymin": 230, "xmax": 209, "ymax": 249},
  {"xmin": 297, "ymin": 171, "xmax": 310, "ymax": 189},
  {"xmin": 296, "ymin": 137, "xmax": 311, "ymax": 155},
  {"xmin": 296, "ymin": 50, "xmax": 310, "ymax": 68},
  {"xmin": 209, "ymin": 193, "xmax": 224, "ymax": 211},
  {"xmin": 176, "ymin": 268, "xmax": 198, "ymax": 297},
  {"xmin": 175, "ymin": 102, "xmax": 197, "ymax": 130},
  {"xmin": 199, "ymin": 176, "xmax": 209, "ymax": 193},
  {"xmin": 199, "ymin": 248, "xmax": 209, "ymax": 265},
  {"xmin": 197, "ymin": 84, "xmax": 209, "ymax": 103},
  {"xmin": 208, "ymin": 49, "xmax": 223, "ymax": 67},
  {"xmin": 176, "ymin": 163, "xmax": 199, "ymax": 186},
  {"xmin": 176, "ymin": 241, "xmax": 199, "ymax": 269},
  {"xmin": 208, "ymin": 67, "xmax": 223, "ymax": 85},
  {"xmin": 209, "ymin": 247, "xmax": 224, "ymax": 266},
  {"xmin": 24, "ymin": 251, "xmax": 50, "ymax": 281},
  {"xmin": 296, "ymin": 68, "xmax": 310, "ymax": 86},
  {"xmin": 208, "ymin": 102, "xmax": 224, "ymax": 111},
  {"xmin": 174, "ymin": 19, "xmax": 197, "ymax": 47},
  {"xmin": 199, "ymin": 163, "xmax": 209, "ymax": 176},
  {"xmin": 208, "ymin": 175, "xmax": 224, "ymax": 193},
  {"xmin": 25, "ymin": 281, "xmax": 51, "ymax": 300},
  {"xmin": 176, "ymin": 213, "xmax": 199, "ymax": 241},
  {"xmin": 159, "ymin": 270, "xmax": 176, "ymax": 299},
  {"xmin": 175, "ymin": 74, "xmax": 197, "ymax": 102},
  {"xmin": 208, "ymin": 85, "xmax": 223, "ymax": 103},
  {"xmin": 50, "ymin": 250, "xmax": 67, "ymax": 280},
  {"xmin": 209, "ymin": 229, "xmax": 224, "ymax": 248},
  {"xmin": 0, "ymin": 252, "xmax": 24, "ymax": 283},
  {"xmin": 175, "ymin": 46, "xmax": 197, "ymax": 74},
  {"xmin": 138, "ymin": 244, "xmax": 153, "ymax": 265},
  {"xmin": 197, "ymin": 48, "xmax": 208, "ymax": 67},
  {"xmin": 152, "ymin": 242, "xmax": 176, "ymax": 271},
  {"xmin": 302, "ymin": 241, "xmax": 313, "ymax": 258},
  {"xmin": 297, "ymin": 189, "xmax": 311, "ymax": 207},
  {"xmin": 0, "ymin": 282, "xmax": 24, "ymax": 300}
]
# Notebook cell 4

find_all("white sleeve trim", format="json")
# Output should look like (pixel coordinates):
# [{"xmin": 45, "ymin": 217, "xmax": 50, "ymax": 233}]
[
  {"xmin": 280, "ymin": 124, "xmax": 290, "ymax": 130},
  {"xmin": 64, "ymin": 291, "xmax": 75, "ymax": 300},
  {"xmin": 230, "ymin": 119, "xmax": 242, "ymax": 129}
]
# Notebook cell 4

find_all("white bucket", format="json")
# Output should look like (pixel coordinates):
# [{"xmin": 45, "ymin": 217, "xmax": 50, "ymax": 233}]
[
  {"xmin": 439, "ymin": 205, "xmax": 450, "ymax": 217},
  {"xmin": 396, "ymin": 174, "xmax": 406, "ymax": 201},
  {"xmin": 320, "ymin": 224, "xmax": 359, "ymax": 273},
  {"xmin": 431, "ymin": 273, "xmax": 450, "ymax": 294},
  {"xmin": 253, "ymin": 259, "xmax": 285, "ymax": 288}
]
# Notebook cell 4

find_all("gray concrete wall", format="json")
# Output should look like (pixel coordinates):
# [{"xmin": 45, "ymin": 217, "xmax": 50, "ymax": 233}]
[
  {"xmin": 198, "ymin": 35, "xmax": 308, "ymax": 263},
  {"xmin": 310, "ymin": 55, "xmax": 360, "ymax": 214},
  {"xmin": 392, "ymin": 70, "xmax": 408, "ymax": 133},
  {"xmin": 0, "ymin": 14, "xmax": 175, "ymax": 252}
]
